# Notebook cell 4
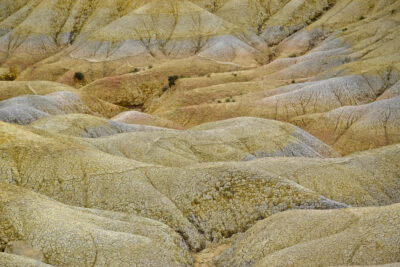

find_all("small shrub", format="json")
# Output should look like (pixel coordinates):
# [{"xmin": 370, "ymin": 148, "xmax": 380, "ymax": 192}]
[
  {"xmin": 217, "ymin": 100, "xmax": 221, "ymax": 103},
  {"xmin": 168, "ymin": 75, "xmax": 179, "ymax": 87},
  {"xmin": 289, "ymin": 53, "xmax": 297, "ymax": 58},
  {"xmin": 232, "ymin": 99, "xmax": 236, "ymax": 102},
  {"xmin": 342, "ymin": 28, "xmax": 348, "ymax": 32},
  {"xmin": 74, "ymin": 72, "xmax": 85, "ymax": 81},
  {"xmin": 131, "ymin": 68, "xmax": 140, "ymax": 73},
  {"xmin": 207, "ymin": 74, "xmax": 211, "ymax": 78},
  {"xmin": 0, "ymin": 66, "xmax": 18, "ymax": 81},
  {"xmin": 225, "ymin": 98, "xmax": 230, "ymax": 103},
  {"xmin": 359, "ymin": 16, "xmax": 365, "ymax": 20},
  {"xmin": 391, "ymin": 9, "xmax": 396, "ymax": 14},
  {"xmin": 291, "ymin": 80, "xmax": 296, "ymax": 84},
  {"xmin": 161, "ymin": 85, "xmax": 168, "ymax": 92},
  {"xmin": 232, "ymin": 73, "xmax": 237, "ymax": 77},
  {"xmin": 148, "ymin": 65, "xmax": 153, "ymax": 69}
]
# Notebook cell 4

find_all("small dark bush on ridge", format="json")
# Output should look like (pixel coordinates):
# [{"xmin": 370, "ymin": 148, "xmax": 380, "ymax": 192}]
[
  {"xmin": 131, "ymin": 68, "xmax": 140, "ymax": 73},
  {"xmin": 74, "ymin": 72, "xmax": 85, "ymax": 81},
  {"xmin": 168, "ymin": 75, "xmax": 179, "ymax": 87},
  {"xmin": 0, "ymin": 66, "xmax": 18, "ymax": 81}
]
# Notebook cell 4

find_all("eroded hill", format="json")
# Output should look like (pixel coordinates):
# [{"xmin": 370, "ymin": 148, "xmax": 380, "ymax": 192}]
[{"xmin": 0, "ymin": 0, "xmax": 399, "ymax": 266}]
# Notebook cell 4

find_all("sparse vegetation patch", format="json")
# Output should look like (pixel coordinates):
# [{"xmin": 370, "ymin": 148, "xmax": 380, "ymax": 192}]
[
  {"xmin": 131, "ymin": 68, "xmax": 140, "ymax": 73},
  {"xmin": 168, "ymin": 75, "xmax": 179, "ymax": 87},
  {"xmin": 74, "ymin": 72, "xmax": 85, "ymax": 81},
  {"xmin": 0, "ymin": 66, "xmax": 18, "ymax": 81}
]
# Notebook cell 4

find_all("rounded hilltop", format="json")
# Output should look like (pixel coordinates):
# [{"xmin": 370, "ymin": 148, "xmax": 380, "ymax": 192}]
[{"xmin": 0, "ymin": 0, "xmax": 400, "ymax": 266}]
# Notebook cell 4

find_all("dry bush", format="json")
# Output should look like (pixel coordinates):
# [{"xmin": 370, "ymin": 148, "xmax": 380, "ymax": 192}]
[{"xmin": 0, "ymin": 66, "xmax": 18, "ymax": 81}]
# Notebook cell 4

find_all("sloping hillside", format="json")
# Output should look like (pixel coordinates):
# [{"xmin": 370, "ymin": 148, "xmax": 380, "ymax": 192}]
[{"xmin": 0, "ymin": 1, "xmax": 399, "ymax": 266}]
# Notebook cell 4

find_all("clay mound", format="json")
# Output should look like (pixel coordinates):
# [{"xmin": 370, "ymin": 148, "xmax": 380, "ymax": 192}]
[
  {"xmin": 0, "ymin": 182, "xmax": 192, "ymax": 266},
  {"xmin": 236, "ymin": 144, "xmax": 400, "ymax": 207},
  {"xmin": 150, "ymin": 3, "xmax": 400, "ymax": 154},
  {"xmin": 82, "ymin": 117, "xmax": 339, "ymax": 167},
  {"xmin": 0, "ymin": 121, "xmax": 205, "ymax": 250},
  {"xmin": 215, "ymin": 204, "xmax": 400, "ymax": 267},
  {"xmin": 144, "ymin": 162, "xmax": 347, "ymax": 243},
  {"xmin": 0, "ymin": 91, "xmax": 92, "ymax": 125},
  {"xmin": 70, "ymin": 0, "xmax": 269, "ymax": 65},
  {"xmin": 0, "ymin": 81, "xmax": 126, "ymax": 119},
  {"xmin": 30, "ymin": 113, "xmax": 166, "ymax": 138},
  {"xmin": 0, "ymin": 253, "xmax": 52, "ymax": 267},
  {"xmin": 112, "ymin": 110, "xmax": 184, "ymax": 129},
  {"xmin": 0, "ymin": 120, "xmax": 399, "ymax": 259},
  {"xmin": 291, "ymin": 96, "xmax": 400, "ymax": 155},
  {"xmin": 155, "ymin": 57, "xmax": 398, "ymax": 129},
  {"xmin": 0, "ymin": 121, "xmax": 345, "ymax": 249},
  {"xmin": 379, "ymin": 80, "xmax": 400, "ymax": 100},
  {"xmin": 0, "ymin": 0, "xmax": 269, "ymax": 73},
  {"xmin": 72, "ymin": 56, "xmax": 242, "ymax": 109},
  {"xmin": 0, "ymin": 1, "xmax": 400, "ymax": 265},
  {"xmin": 0, "ymin": 80, "xmax": 76, "ymax": 101},
  {"xmin": 1, "ymin": 118, "xmax": 399, "ymax": 262}
]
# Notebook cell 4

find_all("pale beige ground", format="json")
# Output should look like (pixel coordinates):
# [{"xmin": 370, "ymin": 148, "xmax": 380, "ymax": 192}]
[{"xmin": 0, "ymin": 1, "xmax": 399, "ymax": 266}]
